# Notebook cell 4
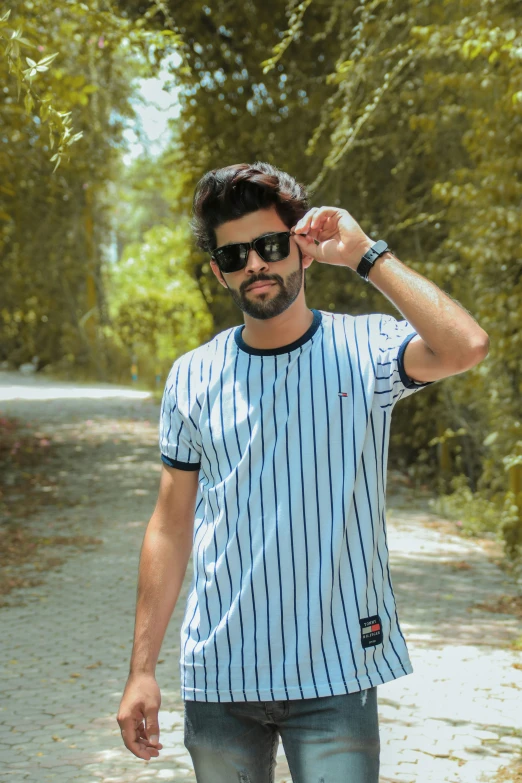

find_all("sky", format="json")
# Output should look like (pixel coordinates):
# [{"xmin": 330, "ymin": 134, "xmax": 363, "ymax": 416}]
[{"xmin": 121, "ymin": 52, "xmax": 183, "ymax": 165}]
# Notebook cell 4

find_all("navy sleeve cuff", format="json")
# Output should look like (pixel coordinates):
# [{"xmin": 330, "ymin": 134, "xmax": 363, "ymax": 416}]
[
  {"xmin": 161, "ymin": 453, "xmax": 201, "ymax": 471},
  {"xmin": 397, "ymin": 332, "xmax": 435, "ymax": 389}
]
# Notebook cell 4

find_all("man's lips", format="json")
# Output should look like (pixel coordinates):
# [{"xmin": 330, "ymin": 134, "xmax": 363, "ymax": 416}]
[{"xmin": 246, "ymin": 281, "xmax": 276, "ymax": 292}]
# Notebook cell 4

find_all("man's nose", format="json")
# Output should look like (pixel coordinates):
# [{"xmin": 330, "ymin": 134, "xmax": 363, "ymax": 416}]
[{"xmin": 244, "ymin": 247, "xmax": 269, "ymax": 274}]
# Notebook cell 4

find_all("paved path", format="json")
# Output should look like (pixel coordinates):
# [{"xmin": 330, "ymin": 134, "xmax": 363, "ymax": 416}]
[{"xmin": 0, "ymin": 372, "xmax": 521, "ymax": 783}]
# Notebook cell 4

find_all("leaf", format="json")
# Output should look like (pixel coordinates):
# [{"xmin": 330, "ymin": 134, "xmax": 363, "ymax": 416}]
[
  {"xmin": 337, "ymin": 59, "xmax": 355, "ymax": 74},
  {"xmin": 37, "ymin": 52, "xmax": 59, "ymax": 67},
  {"xmin": 66, "ymin": 132, "xmax": 84, "ymax": 145}
]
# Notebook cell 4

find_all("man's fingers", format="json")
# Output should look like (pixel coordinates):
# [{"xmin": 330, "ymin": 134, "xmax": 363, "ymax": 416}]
[
  {"xmin": 120, "ymin": 726, "xmax": 156, "ymax": 759},
  {"xmin": 120, "ymin": 718, "xmax": 162, "ymax": 759},
  {"xmin": 296, "ymin": 206, "xmax": 340, "ymax": 234},
  {"xmin": 139, "ymin": 722, "xmax": 164, "ymax": 749},
  {"xmin": 145, "ymin": 711, "xmax": 161, "ymax": 748},
  {"xmin": 293, "ymin": 206, "xmax": 319, "ymax": 233}
]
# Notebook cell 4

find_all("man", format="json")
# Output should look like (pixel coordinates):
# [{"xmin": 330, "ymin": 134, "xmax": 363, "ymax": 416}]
[{"xmin": 117, "ymin": 162, "xmax": 489, "ymax": 782}]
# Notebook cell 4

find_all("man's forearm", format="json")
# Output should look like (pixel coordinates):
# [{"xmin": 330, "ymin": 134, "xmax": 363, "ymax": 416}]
[
  {"xmin": 129, "ymin": 524, "xmax": 193, "ymax": 676},
  {"xmin": 362, "ymin": 247, "xmax": 489, "ymax": 368}
]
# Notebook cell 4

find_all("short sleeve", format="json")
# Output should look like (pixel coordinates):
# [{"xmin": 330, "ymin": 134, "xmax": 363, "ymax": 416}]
[
  {"xmin": 159, "ymin": 358, "xmax": 201, "ymax": 471},
  {"xmin": 370, "ymin": 313, "xmax": 435, "ymax": 410}
]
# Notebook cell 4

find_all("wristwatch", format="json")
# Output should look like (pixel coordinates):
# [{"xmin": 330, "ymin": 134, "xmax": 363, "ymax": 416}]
[{"xmin": 356, "ymin": 240, "xmax": 391, "ymax": 281}]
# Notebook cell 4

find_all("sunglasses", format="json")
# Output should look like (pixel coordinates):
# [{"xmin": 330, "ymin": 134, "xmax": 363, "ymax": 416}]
[{"xmin": 211, "ymin": 230, "xmax": 295, "ymax": 274}]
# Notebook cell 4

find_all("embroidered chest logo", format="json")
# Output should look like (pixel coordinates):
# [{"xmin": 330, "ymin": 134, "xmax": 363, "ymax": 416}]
[{"xmin": 338, "ymin": 391, "xmax": 348, "ymax": 397}]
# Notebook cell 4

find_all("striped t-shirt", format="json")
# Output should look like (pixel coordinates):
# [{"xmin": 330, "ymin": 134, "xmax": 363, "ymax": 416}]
[{"xmin": 159, "ymin": 308, "xmax": 434, "ymax": 702}]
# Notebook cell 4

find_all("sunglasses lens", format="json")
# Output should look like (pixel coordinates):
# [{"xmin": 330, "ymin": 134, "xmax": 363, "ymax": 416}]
[
  {"xmin": 258, "ymin": 232, "xmax": 290, "ymax": 262},
  {"xmin": 214, "ymin": 246, "xmax": 246, "ymax": 273},
  {"xmin": 214, "ymin": 232, "xmax": 290, "ymax": 272}
]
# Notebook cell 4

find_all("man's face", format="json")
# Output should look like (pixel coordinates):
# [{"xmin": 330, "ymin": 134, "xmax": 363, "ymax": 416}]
[{"xmin": 210, "ymin": 206, "xmax": 312, "ymax": 320}]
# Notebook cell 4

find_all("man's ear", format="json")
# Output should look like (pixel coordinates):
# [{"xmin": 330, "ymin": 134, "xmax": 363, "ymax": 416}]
[{"xmin": 209, "ymin": 259, "xmax": 228, "ymax": 289}]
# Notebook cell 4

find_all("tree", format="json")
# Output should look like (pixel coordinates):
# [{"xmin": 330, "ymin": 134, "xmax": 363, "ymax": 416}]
[{"xmin": 0, "ymin": 0, "xmax": 182, "ymax": 376}]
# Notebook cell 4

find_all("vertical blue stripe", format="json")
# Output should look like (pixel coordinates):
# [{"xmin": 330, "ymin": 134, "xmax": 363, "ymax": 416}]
[
  {"xmin": 379, "ymin": 409, "xmax": 410, "ymax": 673},
  {"xmin": 366, "ymin": 315, "xmax": 406, "ymax": 669},
  {"xmin": 340, "ymin": 316, "xmax": 373, "ymax": 685},
  {"xmin": 316, "ymin": 324, "xmax": 337, "ymax": 693},
  {"xmin": 216, "ymin": 332, "xmax": 235, "ymax": 700},
  {"xmin": 257, "ymin": 355, "xmax": 275, "ymax": 699},
  {"xmin": 296, "ymin": 347, "xmax": 319, "ymax": 697},
  {"xmin": 353, "ymin": 320, "xmax": 385, "ymax": 682},
  {"xmin": 271, "ymin": 354, "xmax": 289, "ymax": 698},
  {"xmin": 232, "ymin": 349, "xmax": 247, "ymax": 699},
  {"xmin": 284, "ymin": 353, "xmax": 303, "ymax": 694},
  {"xmin": 203, "ymin": 344, "xmax": 226, "ymax": 700},
  {"xmin": 330, "ymin": 317, "xmax": 361, "ymax": 689},
  {"xmin": 183, "ymin": 496, "xmax": 204, "ymax": 697},
  {"xmin": 165, "ymin": 362, "xmax": 181, "ymax": 452},
  {"xmin": 244, "ymin": 354, "xmax": 261, "ymax": 697}
]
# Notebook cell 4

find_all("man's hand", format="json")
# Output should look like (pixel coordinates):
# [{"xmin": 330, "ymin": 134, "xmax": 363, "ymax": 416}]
[
  {"xmin": 290, "ymin": 206, "xmax": 372, "ymax": 270},
  {"xmin": 117, "ymin": 673, "xmax": 164, "ymax": 760}
]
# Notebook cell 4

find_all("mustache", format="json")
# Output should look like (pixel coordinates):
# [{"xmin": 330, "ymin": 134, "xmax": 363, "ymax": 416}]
[{"xmin": 242, "ymin": 276, "xmax": 281, "ymax": 292}]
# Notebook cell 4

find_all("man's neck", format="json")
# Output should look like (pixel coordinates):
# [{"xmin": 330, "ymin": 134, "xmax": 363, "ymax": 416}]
[{"xmin": 241, "ymin": 302, "xmax": 314, "ymax": 351}]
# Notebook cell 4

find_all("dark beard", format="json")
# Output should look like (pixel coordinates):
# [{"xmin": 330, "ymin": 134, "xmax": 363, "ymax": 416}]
[{"xmin": 225, "ymin": 251, "xmax": 304, "ymax": 320}]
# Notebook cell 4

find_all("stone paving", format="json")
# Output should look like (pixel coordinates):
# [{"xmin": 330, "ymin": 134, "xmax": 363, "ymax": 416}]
[{"xmin": 0, "ymin": 372, "xmax": 521, "ymax": 782}]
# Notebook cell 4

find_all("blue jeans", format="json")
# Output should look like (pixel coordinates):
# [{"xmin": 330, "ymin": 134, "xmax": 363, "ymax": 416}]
[{"xmin": 183, "ymin": 687, "xmax": 380, "ymax": 783}]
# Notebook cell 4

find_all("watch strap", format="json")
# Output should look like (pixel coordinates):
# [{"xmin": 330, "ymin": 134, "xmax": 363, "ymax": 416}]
[{"xmin": 356, "ymin": 239, "xmax": 390, "ymax": 281}]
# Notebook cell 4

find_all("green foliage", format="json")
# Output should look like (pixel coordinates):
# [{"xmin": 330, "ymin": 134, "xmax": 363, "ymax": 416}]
[
  {"xmin": 104, "ymin": 223, "xmax": 214, "ymax": 377},
  {"xmin": 1, "ymin": 1, "xmax": 184, "ymax": 167},
  {"xmin": 0, "ymin": 7, "xmax": 81, "ymax": 173},
  {"xmin": 431, "ymin": 473, "xmax": 522, "ymax": 573},
  {"xmin": 0, "ymin": 0, "xmax": 183, "ymax": 377},
  {"xmin": 431, "ymin": 474, "xmax": 504, "ymax": 537}
]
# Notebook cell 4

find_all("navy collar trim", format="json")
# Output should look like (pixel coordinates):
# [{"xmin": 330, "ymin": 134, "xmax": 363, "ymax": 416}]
[{"xmin": 234, "ymin": 309, "xmax": 322, "ymax": 356}]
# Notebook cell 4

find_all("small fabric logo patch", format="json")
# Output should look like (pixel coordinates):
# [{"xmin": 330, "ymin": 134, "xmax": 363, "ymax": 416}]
[
  {"xmin": 359, "ymin": 615, "xmax": 383, "ymax": 648},
  {"xmin": 338, "ymin": 392, "xmax": 348, "ymax": 397}
]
